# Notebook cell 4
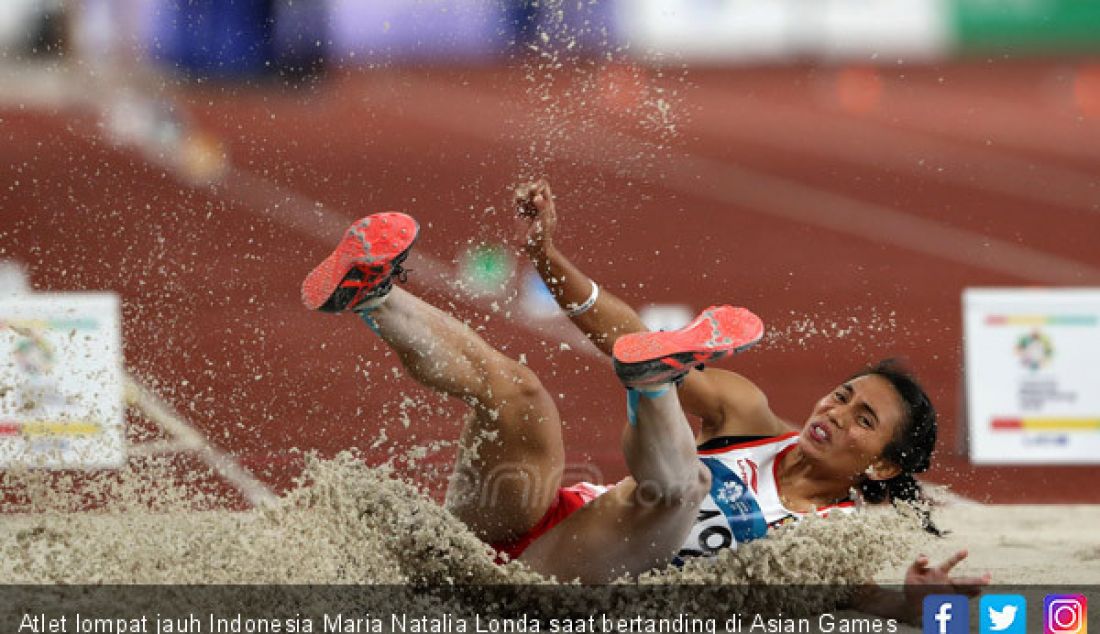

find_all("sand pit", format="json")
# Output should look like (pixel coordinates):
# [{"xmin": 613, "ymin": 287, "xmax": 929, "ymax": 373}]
[
  {"xmin": 874, "ymin": 503, "xmax": 1100, "ymax": 585},
  {"xmin": 0, "ymin": 452, "xmax": 920, "ymax": 587},
  {"xmin": 5, "ymin": 451, "xmax": 1093, "ymax": 588},
  {"xmin": 1, "ymin": 449, "xmax": 1096, "ymax": 634}
]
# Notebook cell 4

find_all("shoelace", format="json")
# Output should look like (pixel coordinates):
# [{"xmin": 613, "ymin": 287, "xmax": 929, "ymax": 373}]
[{"xmin": 394, "ymin": 263, "xmax": 410, "ymax": 284}]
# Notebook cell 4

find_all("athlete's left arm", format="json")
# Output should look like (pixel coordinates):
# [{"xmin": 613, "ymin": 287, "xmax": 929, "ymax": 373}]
[
  {"xmin": 847, "ymin": 550, "xmax": 990, "ymax": 624},
  {"xmin": 516, "ymin": 179, "xmax": 650, "ymax": 356}
]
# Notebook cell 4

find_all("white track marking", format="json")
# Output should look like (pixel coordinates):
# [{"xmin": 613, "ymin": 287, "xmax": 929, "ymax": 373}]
[
  {"xmin": 659, "ymin": 153, "xmax": 1100, "ymax": 284},
  {"xmin": 223, "ymin": 169, "xmax": 602, "ymax": 356},
  {"xmin": 867, "ymin": 85, "xmax": 1100, "ymax": 162},
  {"xmin": 379, "ymin": 76, "xmax": 1100, "ymax": 285},
  {"xmin": 125, "ymin": 374, "xmax": 277, "ymax": 506},
  {"xmin": 694, "ymin": 91, "xmax": 1100, "ymax": 214},
  {"xmin": 0, "ymin": 61, "xmax": 81, "ymax": 107},
  {"xmin": 126, "ymin": 438, "xmax": 190, "ymax": 458}
]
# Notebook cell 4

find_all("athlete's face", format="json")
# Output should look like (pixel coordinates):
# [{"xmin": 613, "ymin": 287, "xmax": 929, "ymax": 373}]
[{"xmin": 800, "ymin": 374, "xmax": 905, "ymax": 481}]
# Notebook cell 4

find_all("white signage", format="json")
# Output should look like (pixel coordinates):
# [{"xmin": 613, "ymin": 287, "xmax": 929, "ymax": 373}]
[
  {"xmin": 963, "ymin": 288, "xmax": 1100, "ymax": 464},
  {"xmin": 615, "ymin": 0, "xmax": 949, "ymax": 61},
  {"xmin": 616, "ymin": 0, "xmax": 793, "ymax": 61},
  {"xmin": 0, "ymin": 293, "xmax": 125, "ymax": 468}
]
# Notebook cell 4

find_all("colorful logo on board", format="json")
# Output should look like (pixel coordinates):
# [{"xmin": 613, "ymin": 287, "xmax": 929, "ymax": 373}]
[{"xmin": 1015, "ymin": 329, "xmax": 1053, "ymax": 371}]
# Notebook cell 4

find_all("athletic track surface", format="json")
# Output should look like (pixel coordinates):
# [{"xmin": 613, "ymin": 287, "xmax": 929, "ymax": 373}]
[{"xmin": 3, "ymin": 61, "xmax": 1099, "ymax": 505}]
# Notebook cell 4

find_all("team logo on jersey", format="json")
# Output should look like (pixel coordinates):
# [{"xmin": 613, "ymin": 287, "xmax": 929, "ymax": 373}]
[
  {"xmin": 716, "ymin": 480, "xmax": 745, "ymax": 504},
  {"xmin": 736, "ymin": 458, "xmax": 759, "ymax": 493}
]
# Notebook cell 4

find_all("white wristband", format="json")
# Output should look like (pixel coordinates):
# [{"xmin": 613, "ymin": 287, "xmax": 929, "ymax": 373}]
[{"xmin": 565, "ymin": 281, "xmax": 600, "ymax": 318}]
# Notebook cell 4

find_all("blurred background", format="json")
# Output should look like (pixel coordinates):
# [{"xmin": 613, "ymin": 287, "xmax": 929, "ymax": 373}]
[{"xmin": 1, "ymin": 0, "xmax": 1099, "ymax": 509}]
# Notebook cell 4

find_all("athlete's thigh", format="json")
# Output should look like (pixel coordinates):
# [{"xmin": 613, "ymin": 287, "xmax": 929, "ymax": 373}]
[
  {"xmin": 445, "ymin": 386, "xmax": 565, "ymax": 544},
  {"xmin": 518, "ymin": 478, "xmax": 703, "ymax": 582}
]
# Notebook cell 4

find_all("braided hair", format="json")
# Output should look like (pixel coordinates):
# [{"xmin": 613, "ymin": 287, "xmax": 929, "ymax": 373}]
[{"xmin": 851, "ymin": 359, "xmax": 942, "ymax": 534}]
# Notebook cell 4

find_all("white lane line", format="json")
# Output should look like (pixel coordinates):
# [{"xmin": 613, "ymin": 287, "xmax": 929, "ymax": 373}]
[
  {"xmin": 378, "ymin": 76, "xmax": 1100, "ymax": 285},
  {"xmin": 127, "ymin": 438, "xmax": 190, "ymax": 458},
  {"xmin": 867, "ymin": 88, "xmax": 1100, "ymax": 163},
  {"xmin": 692, "ymin": 90, "xmax": 1100, "ymax": 214},
  {"xmin": 660, "ymin": 152, "xmax": 1100, "ymax": 285},
  {"xmin": 0, "ymin": 61, "xmax": 82, "ymax": 108},
  {"xmin": 222, "ymin": 169, "xmax": 603, "ymax": 357},
  {"xmin": 125, "ymin": 374, "xmax": 278, "ymax": 507}
]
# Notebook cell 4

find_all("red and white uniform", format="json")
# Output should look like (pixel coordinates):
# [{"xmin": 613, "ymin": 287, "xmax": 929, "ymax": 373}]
[
  {"xmin": 676, "ymin": 432, "xmax": 855, "ymax": 561},
  {"xmin": 491, "ymin": 432, "xmax": 855, "ymax": 563}
]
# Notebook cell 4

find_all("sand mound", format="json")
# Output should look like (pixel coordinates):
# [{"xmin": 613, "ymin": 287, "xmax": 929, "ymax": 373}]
[
  {"xmin": 1, "ymin": 450, "xmax": 925, "ymax": 591},
  {"xmin": 0, "ymin": 452, "xmax": 534, "ymax": 584}
]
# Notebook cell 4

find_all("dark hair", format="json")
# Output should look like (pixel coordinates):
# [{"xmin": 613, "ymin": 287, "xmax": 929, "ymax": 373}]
[{"xmin": 851, "ymin": 359, "xmax": 942, "ymax": 534}]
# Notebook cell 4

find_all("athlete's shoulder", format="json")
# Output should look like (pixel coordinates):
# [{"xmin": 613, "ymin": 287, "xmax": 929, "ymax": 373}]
[{"xmin": 685, "ymin": 369, "xmax": 793, "ymax": 439}]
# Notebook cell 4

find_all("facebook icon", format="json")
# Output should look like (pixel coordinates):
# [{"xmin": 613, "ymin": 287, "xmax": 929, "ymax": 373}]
[{"xmin": 924, "ymin": 595, "xmax": 970, "ymax": 634}]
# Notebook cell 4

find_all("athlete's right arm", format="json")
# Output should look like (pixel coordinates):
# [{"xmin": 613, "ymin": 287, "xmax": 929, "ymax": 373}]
[
  {"xmin": 515, "ymin": 180, "xmax": 788, "ymax": 438},
  {"xmin": 678, "ymin": 369, "xmax": 790, "ymax": 438}
]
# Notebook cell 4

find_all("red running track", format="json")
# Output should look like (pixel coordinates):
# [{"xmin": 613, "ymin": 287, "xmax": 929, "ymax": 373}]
[{"xmin": 3, "ymin": 61, "xmax": 1099, "ymax": 504}]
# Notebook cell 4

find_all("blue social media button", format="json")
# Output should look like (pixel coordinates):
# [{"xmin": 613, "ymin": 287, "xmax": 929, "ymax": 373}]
[
  {"xmin": 925, "ymin": 595, "xmax": 969, "ymax": 634},
  {"xmin": 980, "ymin": 595, "xmax": 1026, "ymax": 634}
]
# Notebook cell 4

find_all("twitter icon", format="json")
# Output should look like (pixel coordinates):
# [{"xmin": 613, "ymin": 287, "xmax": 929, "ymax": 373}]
[{"xmin": 981, "ymin": 595, "xmax": 1026, "ymax": 634}]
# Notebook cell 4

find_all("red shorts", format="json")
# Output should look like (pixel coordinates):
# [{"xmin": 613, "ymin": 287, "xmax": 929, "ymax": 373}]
[{"xmin": 490, "ymin": 483, "xmax": 603, "ymax": 563}]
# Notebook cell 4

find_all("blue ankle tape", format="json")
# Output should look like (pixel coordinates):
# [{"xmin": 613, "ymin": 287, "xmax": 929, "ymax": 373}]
[
  {"xmin": 625, "ymin": 385, "xmax": 670, "ymax": 426},
  {"xmin": 357, "ymin": 310, "xmax": 382, "ymax": 335}
]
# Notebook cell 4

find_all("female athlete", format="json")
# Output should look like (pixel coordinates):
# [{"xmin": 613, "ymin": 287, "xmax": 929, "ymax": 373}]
[{"xmin": 301, "ymin": 179, "xmax": 988, "ymax": 621}]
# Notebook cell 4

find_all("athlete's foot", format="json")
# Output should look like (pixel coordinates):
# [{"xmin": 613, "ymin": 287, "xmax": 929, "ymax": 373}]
[
  {"xmin": 612, "ymin": 305, "xmax": 764, "ymax": 388},
  {"xmin": 301, "ymin": 212, "xmax": 419, "ymax": 312}
]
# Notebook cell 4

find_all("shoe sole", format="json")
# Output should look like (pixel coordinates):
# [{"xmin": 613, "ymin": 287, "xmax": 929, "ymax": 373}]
[
  {"xmin": 612, "ymin": 306, "xmax": 764, "ymax": 386},
  {"xmin": 301, "ymin": 212, "xmax": 419, "ymax": 311}
]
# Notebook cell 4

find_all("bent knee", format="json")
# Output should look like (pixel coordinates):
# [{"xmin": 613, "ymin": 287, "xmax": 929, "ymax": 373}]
[{"xmin": 490, "ymin": 363, "xmax": 550, "ymax": 405}]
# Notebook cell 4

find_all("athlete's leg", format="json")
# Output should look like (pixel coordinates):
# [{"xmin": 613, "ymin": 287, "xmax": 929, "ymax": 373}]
[
  {"xmin": 520, "ymin": 306, "xmax": 764, "ymax": 581},
  {"xmin": 303, "ymin": 212, "xmax": 564, "ymax": 545},
  {"xmin": 363, "ymin": 287, "xmax": 565, "ymax": 543},
  {"xmin": 518, "ymin": 389, "xmax": 709, "ymax": 581}
]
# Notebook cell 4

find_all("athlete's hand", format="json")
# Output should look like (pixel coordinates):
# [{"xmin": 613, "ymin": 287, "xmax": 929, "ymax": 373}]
[
  {"xmin": 514, "ymin": 179, "xmax": 557, "ymax": 256},
  {"xmin": 902, "ymin": 550, "xmax": 991, "ymax": 616}
]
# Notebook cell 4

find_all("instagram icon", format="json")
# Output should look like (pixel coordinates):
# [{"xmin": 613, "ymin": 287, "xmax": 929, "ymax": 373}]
[{"xmin": 1045, "ymin": 595, "xmax": 1088, "ymax": 634}]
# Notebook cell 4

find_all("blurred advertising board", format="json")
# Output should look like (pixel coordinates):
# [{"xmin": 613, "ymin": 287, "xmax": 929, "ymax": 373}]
[
  {"xmin": 615, "ymin": 0, "xmax": 1100, "ymax": 62},
  {"xmin": 953, "ymin": 0, "xmax": 1100, "ymax": 54},
  {"xmin": 329, "ymin": 0, "xmax": 503, "ymax": 61},
  {"xmin": 329, "ymin": 0, "xmax": 617, "ymax": 61},
  {"xmin": 614, "ymin": 0, "xmax": 951, "ymax": 61},
  {"xmin": 0, "ymin": 294, "xmax": 125, "ymax": 469},
  {"xmin": 963, "ymin": 288, "xmax": 1100, "ymax": 464},
  {"xmin": 615, "ymin": 0, "xmax": 795, "ymax": 61}
]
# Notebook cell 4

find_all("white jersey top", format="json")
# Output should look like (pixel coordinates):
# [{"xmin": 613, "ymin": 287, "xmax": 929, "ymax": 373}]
[
  {"xmin": 567, "ymin": 432, "xmax": 856, "ymax": 564},
  {"xmin": 675, "ymin": 432, "xmax": 856, "ymax": 563}
]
